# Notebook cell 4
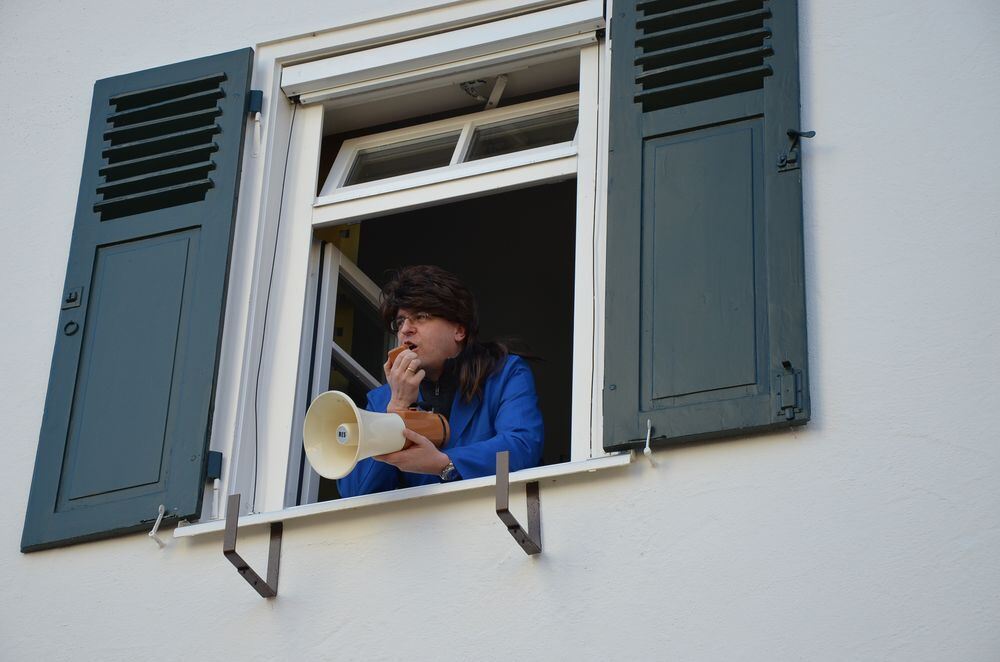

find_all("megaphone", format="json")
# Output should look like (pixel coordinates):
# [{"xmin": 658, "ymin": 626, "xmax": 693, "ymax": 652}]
[{"xmin": 303, "ymin": 391, "xmax": 450, "ymax": 480}]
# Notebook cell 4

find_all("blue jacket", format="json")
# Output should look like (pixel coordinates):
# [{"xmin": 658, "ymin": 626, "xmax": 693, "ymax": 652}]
[{"xmin": 337, "ymin": 354, "xmax": 544, "ymax": 497}]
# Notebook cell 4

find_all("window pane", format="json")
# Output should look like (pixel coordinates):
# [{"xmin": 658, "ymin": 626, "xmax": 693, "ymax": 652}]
[
  {"xmin": 466, "ymin": 108, "xmax": 578, "ymax": 161},
  {"xmin": 344, "ymin": 132, "xmax": 460, "ymax": 186},
  {"xmin": 332, "ymin": 275, "xmax": 392, "ymax": 384}
]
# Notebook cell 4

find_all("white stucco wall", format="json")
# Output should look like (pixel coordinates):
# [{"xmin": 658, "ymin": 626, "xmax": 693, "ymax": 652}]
[{"xmin": 2, "ymin": 0, "xmax": 998, "ymax": 660}]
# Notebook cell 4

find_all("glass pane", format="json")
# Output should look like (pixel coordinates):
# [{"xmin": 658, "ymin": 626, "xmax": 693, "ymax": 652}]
[
  {"xmin": 466, "ymin": 108, "xmax": 578, "ymax": 162},
  {"xmin": 331, "ymin": 275, "xmax": 392, "ymax": 385},
  {"xmin": 344, "ymin": 132, "xmax": 460, "ymax": 186}
]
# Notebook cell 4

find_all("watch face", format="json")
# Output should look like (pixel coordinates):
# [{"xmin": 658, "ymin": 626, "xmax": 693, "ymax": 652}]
[{"xmin": 440, "ymin": 463, "xmax": 456, "ymax": 481}]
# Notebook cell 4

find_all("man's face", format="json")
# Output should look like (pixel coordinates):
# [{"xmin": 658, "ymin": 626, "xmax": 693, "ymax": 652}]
[{"xmin": 395, "ymin": 307, "xmax": 466, "ymax": 376}]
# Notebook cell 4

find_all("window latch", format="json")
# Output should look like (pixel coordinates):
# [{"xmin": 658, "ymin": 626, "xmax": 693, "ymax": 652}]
[
  {"xmin": 61, "ymin": 286, "xmax": 83, "ymax": 310},
  {"xmin": 776, "ymin": 360, "xmax": 804, "ymax": 420}
]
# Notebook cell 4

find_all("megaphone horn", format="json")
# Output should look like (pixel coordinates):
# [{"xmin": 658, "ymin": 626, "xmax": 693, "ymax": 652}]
[{"xmin": 303, "ymin": 391, "xmax": 450, "ymax": 480}]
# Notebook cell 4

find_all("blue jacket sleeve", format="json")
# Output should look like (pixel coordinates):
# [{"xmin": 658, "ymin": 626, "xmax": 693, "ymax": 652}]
[
  {"xmin": 336, "ymin": 387, "xmax": 401, "ymax": 497},
  {"xmin": 446, "ymin": 356, "xmax": 544, "ymax": 479}
]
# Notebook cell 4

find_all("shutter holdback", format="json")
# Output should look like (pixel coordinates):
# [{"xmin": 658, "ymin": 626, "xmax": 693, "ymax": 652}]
[
  {"xmin": 148, "ymin": 504, "xmax": 167, "ymax": 548},
  {"xmin": 642, "ymin": 419, "xmax": 656, "ymax": 467},
  {"xmin": 778, "ymin": 128, "xmax": 815, "ymax": 170}
]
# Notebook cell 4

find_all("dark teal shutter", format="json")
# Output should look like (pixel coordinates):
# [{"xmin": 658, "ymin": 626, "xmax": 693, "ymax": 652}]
[
  {"xmin": 21, "ymin": 49, "xmax": 254, "ymax": 551},
  {"xmin": 604, "ymin": 0, "xmax": 809, "ymax": 450}
]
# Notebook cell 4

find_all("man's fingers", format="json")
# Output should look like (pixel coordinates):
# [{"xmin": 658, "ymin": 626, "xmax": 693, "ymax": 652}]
[
  {"xmin": 376, "ymin": 433, "xmax": 423, "ymax": 462},
  {"xmin": 397, "ymin": 353, "xmax": 420, "ymax": 376},
  {"xmin": 375, "ymin": 449, "xmax": 406, "ymax": 463},
  {"xmin": 402, "ymin": 428, "xmax": 432, "ymax": 447}
]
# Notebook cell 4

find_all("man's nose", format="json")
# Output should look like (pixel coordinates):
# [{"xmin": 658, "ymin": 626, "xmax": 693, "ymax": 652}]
[{"xmin": 399, "ymin": 319, "xmax": 417, "ymax": 334}]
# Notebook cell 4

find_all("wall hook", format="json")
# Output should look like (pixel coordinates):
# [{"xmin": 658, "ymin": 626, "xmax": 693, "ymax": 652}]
[
  {"xmin": 223, "ymin": 493, "xmax": 282, "ymax": 598},
  {"xmin": 148, "ymin": 504, "xmax": 167, "ymax": 548},
  {"xmin": 495, "ymin": 451, "xmax": 541, "ymax": 555}
]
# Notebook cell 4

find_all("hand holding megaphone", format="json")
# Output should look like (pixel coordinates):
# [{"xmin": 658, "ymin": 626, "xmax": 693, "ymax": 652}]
[{"xmin": 303, "ymin": 391, "xmax": 450, "ymax": 480}]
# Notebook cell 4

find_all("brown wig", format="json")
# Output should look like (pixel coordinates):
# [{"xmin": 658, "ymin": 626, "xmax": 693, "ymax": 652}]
[{"xmin": 380, "ymin": 265, "xmax": 507, "ymax": 402}]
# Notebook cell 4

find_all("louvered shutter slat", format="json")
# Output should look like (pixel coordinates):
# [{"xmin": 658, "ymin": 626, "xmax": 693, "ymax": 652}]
[
  {"xmin": 102, "ymin": 125, "xmax": 222, "ymax": 162},
  {"xmin": 107, "ymin": 88, "xmax": 226, "ymax": 124},
  {"xmin": 635, "ymin": 45, "xmax": 773, "ymax": 85},
  {"xmin": 635, "ymin": 1, "xmax": 773, "ymax": 110},
  {"xmin": 635, "ymin": 27, "xmax": 771, "ymax": 67},
  {"xmin": 98, "ymin": 143, "xmax": 220, "ymax": 179}
]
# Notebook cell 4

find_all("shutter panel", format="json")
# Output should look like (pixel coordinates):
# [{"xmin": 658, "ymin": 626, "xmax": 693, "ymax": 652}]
[
  {"xmin": 21, "ymin": 49, "xmax": 253, "ymax": 551},
  {"xmin": 604, "ymin": 0, "xmax": 809, "ymax": 450}
]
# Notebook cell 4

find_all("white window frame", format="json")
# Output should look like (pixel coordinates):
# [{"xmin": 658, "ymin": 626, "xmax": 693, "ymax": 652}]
[
  {"xmin": 186, "ymin": 0, "xmax": 617, "ymax": 529},
  {"xmin": 295, "ymin": 57, "xmax": 598, "ymax": 506}
]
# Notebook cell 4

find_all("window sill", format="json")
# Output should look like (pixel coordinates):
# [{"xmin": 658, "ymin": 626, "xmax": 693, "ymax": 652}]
[{"xmin": 173, "ymin": 451, "xmax": 632, "ymax": 539}]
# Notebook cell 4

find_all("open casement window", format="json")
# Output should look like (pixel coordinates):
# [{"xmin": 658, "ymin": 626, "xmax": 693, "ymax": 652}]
[
  {"xmin": 603, "ymin": 0, "xmax": 810, "ymax": 450},
  {"xmin": 289, "ymin": 88, "xmax": 597, "ymax": 505},
  {"xmin": 273, "ymin": 7, "xmax": 605, "ymax": 508},
  {"xmin": 21, "ymin": 50, "xmax": 253, "ymax": 551},
  {"xmin": 286, "ymin": 241, "xmax": 393, "ymax": 506}
]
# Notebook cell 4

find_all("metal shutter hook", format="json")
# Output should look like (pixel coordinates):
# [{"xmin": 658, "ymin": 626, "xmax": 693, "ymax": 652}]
[
  {"xmin": 148, "ymin": 504, "xmax": 166, "ymax": 548},
  {"xmin": 643, "ymin": 419, "xmax": 656, "ymax": 467}
]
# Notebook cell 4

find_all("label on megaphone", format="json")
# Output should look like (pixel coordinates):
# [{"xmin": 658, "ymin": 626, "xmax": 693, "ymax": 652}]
[{"xmin": 336, "ymin": 423, "xmax": 359, "ymax": 446}]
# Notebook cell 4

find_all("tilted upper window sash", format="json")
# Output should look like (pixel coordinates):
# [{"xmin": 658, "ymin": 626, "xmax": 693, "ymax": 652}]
[{"xmin": 317, "ymin": 93, "xmax": 580, "ymax": 202}]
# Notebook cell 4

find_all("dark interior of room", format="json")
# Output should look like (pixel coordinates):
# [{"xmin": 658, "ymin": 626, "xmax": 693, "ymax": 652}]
[{"xmin": 317, "ymin": 178, "xmax": 577, "ymax": 501}]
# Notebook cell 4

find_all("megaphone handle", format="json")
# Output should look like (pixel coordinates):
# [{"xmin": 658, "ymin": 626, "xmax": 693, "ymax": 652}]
[{"xmin": 396, "ymin": 410, "xmax": 450, "ymax": 446}]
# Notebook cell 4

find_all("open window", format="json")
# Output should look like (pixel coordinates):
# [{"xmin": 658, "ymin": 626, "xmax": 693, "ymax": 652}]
[{"xmin": 287, "ymin": 41, "xmax": 601, "ymax": 506}]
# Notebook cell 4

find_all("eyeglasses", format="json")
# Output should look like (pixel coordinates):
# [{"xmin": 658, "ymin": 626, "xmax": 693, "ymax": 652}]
[{"xmin": 390, "ymin": 311, "xmax": 436, "ymax": 332}]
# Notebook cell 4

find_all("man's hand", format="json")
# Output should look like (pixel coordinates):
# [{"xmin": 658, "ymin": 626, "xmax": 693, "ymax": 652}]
[
  {"xmin": 384, "ymin": 348, "xmax": 424, "ymax": 412},
  {"xmin": 375, "ymin": 429, "xmax": 450, "ymax": 475}
]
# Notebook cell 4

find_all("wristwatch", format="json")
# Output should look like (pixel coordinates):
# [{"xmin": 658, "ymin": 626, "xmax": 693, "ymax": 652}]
[{"xmin": 439, "ymin": 461, "xmax": 459, "ymax": 482}]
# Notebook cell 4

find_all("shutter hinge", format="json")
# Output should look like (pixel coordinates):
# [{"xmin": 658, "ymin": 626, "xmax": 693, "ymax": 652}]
[
  {"xmin": 775, "ymin": 361, "xmax": 803, "ymax": 420},
  {"xmin": 248, "ymin": 90, "xmax": 264, "ymax": 157},
  {"xmin": 206, "ymin": 450, "xmax": 223, "ymax": 481},
  {"xmin": 207, "ymin": 450, "xmax": 224, "ymax": 520},
  {"xmin": 247, "ymin": 90, "xmax": 263, "ymax": 114}
]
